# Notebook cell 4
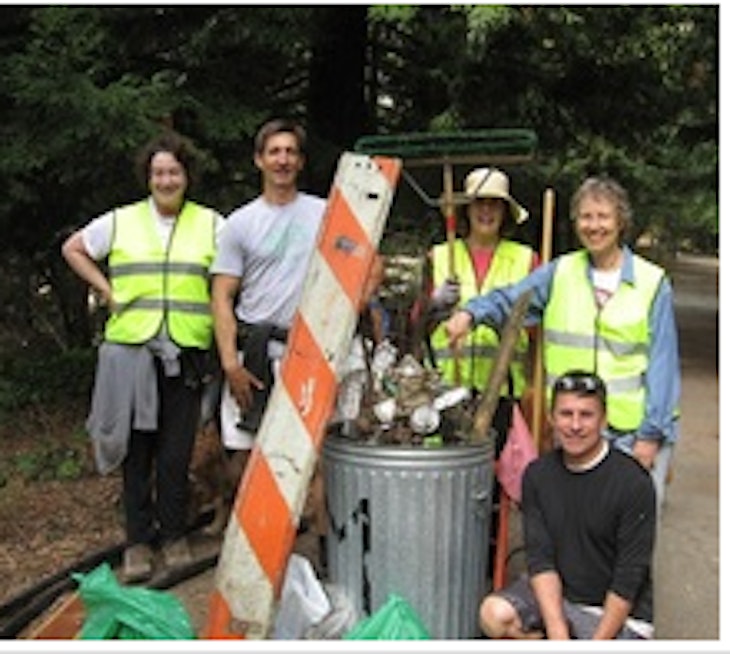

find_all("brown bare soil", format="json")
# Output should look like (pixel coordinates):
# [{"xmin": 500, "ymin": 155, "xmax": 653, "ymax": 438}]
[
  {"xmin": 0, "ymin": 408, "xmax": 223, "ymax": 609},
  {"xmin": 0, "ymin": 401, "xmax": 124, "ymax": 607},
  {"xmin": 0, "ymin": 474, "xmax": 122, "ymax": 603}
]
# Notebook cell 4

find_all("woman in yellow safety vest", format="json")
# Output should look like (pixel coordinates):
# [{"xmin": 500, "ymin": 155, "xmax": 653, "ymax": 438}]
[
  {"xmin": 420, "ymin": 167, "xmax": 539, "ymax": 395},
  {"xmin": 62, "ymin": 131, "xmax": 224, "ymax": 583},
  {"xmin": 445, "ymin": 176, "xmax": 680, "ymax": 511}
]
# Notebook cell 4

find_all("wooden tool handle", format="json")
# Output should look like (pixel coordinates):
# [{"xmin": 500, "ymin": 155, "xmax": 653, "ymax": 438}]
[
  {"xmin": 471, "ymin": 289, "xmax": 533, "ymax": 445},
  {"xmin": 531, "ymin": 189, "xmax": 555, "ymax": 449},
  {"xmin": 443, "ymin": 161, "xmax": 456, "ymax": 279}
]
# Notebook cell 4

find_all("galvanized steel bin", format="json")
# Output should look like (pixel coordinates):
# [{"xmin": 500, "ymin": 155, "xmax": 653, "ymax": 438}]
[{"xmin": 322, "ymin": 435, "xmax": 495, "ymax": 639}]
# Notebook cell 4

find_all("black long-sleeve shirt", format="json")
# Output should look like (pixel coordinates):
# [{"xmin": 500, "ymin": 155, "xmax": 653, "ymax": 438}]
[{"xmin": 522, "ymin": 446, "xmax": 656, "ymax": 623}]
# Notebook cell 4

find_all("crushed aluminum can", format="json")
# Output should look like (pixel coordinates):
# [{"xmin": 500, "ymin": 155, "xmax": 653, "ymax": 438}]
[
  {"xmin": 409, "ymin": 404, "xmax": 440, "ymax": 434},
  {"xmin": 371, "ymin": 339, "xmax": 398, "ymax": 377},
  {"xmin": 373, "ymin": 397, "xmax": 397, "ymax": 424},
  {"xmin": 337, "ymin": 371, "xmax": 367, "ymax": 421},
  {"xmin": 433, "ymin": 386, "xmax": 471, "ymax": 412}
]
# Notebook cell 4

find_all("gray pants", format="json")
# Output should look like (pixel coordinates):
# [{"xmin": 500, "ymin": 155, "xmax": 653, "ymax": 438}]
[{"xmin": 495, "ymin": 576, "xmax": 649, "ymax": 640}]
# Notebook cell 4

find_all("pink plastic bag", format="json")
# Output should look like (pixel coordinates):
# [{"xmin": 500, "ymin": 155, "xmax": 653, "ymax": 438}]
[{"xmin": 495, "ymin": 403, "xmax": 538, "ymax": 503}]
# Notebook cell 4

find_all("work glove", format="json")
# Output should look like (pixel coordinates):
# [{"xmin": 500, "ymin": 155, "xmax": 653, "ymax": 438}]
[{"xmin": 429, "ymin": 278, "xmax": 461, "ymax": 322}]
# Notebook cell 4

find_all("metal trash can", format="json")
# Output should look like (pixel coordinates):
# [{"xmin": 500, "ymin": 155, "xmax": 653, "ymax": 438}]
[{"xmin": 323, "ymin": 435, "xmax": 495, "ymax": 639}]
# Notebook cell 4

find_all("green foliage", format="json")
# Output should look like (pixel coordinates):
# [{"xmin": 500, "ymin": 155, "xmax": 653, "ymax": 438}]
[
  {"xmin": 0, "ymin": 347, "xmax": 95, "ymax": 420},
  {"xmin": 0, "ymin": 4, "xmax": 718, "ymax": 352},
  {"xmin": 460, "ymin": 4, "xmax": 514, "ymax": 54},
  {"xmin": 4, "ymin": 437, "xmax": 88, "ymax": 482},
  {"xmin": 368, "ymin": 5, "xmax": 419, "ymax": 26},
  {"xmin": 0, "ymin": 7, "xmax": 176, "ymax": 255}
]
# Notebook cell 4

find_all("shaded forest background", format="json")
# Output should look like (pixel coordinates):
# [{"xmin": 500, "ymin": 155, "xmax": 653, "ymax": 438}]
[{"xmin": 0, "ymin": 5, "xmax": 717, "ymax": 453}]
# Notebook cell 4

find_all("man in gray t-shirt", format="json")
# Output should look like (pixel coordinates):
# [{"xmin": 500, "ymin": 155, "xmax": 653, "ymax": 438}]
[{"xmin": 211, "ymin": 119, "xmax": 325, "ymax": 462}]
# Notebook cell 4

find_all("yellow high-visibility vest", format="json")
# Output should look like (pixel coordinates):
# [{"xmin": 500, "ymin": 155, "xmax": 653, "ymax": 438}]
[
  {"xmin": 105, "ymin": 199, "xmax": 217, "ymax": 348},
  {"xmin": 543, "ymin": 250, "xmax": 665, "ymax": 430},
  {"xmin": 430, "ymin": 239, "xmax": 533, "ymax": 394}
]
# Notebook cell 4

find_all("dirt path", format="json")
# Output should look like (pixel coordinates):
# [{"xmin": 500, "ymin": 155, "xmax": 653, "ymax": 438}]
[{"xmin": 654, "ymin": 253, "xmax": 719, "ymax": 639}]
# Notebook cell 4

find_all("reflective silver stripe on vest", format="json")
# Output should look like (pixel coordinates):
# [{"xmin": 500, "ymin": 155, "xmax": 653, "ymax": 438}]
[
  {"xmin": 432, "ymin": 345, "xmax": 499, "ymax": 361},
  {"xmin": 432, "ymin": 346, "xmax": 528, "ymax": 366},
  {"xmin": 116, "ymin": 298, "xmax": 210, "ymax": 314},
  {"xmin": 546, "ymin": 372, "xmax": 643, "ymax": 395},
  {"xmin": 110, "ymin": 262, "xmax": 209, "ymax": 276},
  {"xmin": 543, "ymin": 329, "xmax": 647, "ymax": 357}
]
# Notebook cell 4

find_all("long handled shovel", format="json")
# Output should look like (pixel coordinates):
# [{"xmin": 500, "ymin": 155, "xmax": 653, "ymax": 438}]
[{"xmin": 467, "ymin": 289, "xmax": 532, "ymax": 591}]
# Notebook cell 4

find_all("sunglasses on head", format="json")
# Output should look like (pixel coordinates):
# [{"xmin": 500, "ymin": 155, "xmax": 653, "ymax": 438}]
[{"xmin": 553, "ymin": 372, "xmax": 606, "ymax": 395}]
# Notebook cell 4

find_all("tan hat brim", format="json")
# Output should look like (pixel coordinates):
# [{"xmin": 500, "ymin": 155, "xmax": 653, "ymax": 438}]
[{"xmin": 509, "ymin": 200, "xmax": 529, "ymax": 224}]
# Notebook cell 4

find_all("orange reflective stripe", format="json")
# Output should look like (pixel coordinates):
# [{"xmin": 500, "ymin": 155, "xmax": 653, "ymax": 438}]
[
  {"xmin": 281, "ymin": 313, "xmax": 338, "ymax": 447},
  {"xmin": 234, "ymin": 448, "xmax": 296, "ymax": 586}
]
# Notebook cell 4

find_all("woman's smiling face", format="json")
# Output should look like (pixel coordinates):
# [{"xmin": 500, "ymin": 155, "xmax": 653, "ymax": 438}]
[
  {"xmin": 149, "ymin": 150, "xmax": 188, "ymax": 216},
  {"xmin": 574, "ymin": 193, "xmax": 623, "ymax": 259},
  {"xmin": 467, "ymin": 197, "xmax": 507, "ymax": 243}
]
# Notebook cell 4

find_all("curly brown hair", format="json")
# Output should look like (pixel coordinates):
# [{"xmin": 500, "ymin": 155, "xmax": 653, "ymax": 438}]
[{"xmin": 134, "ymin": 130, "xmax": 201, "ymax": 191}]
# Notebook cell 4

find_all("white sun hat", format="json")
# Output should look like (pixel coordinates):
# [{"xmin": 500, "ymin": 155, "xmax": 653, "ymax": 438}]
[{"xmin": 463, "ymin": 167, "xmax": 529, "ymax": 224}]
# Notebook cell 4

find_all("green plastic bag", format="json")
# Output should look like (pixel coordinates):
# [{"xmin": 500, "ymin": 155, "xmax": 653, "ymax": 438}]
[
  {"xmin": 344, "ymin": 593, "xmax": 430, "ymax": 640},
  {"xmin": 72, "ymin": 562, "xmax": 196, "ymax": 639}
]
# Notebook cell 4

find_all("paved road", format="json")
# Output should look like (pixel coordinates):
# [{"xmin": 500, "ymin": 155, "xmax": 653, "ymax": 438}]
[{"xmin": 654, "ymin": 253, "xmax": 719, "ymax": 640}]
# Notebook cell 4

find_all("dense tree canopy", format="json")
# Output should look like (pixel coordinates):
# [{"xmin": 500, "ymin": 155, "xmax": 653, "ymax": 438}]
[{"xmin": 0, "ymin": 5, "xmax": 717, "ymax": 348}]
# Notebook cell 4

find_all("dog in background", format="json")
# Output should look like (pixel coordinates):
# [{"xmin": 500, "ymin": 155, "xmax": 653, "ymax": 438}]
[{"xmin": 188, "ymin": 419, "xmax": 237, "ymax": 536}]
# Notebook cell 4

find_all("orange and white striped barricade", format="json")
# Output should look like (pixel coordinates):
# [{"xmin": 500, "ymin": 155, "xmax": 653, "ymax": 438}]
[{"xmin": 204, "ymin": 152, "xmax": 401, "ymax": 639}]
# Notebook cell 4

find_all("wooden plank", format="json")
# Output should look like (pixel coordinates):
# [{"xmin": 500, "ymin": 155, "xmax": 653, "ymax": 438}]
[
  {"xmin": 204, "ymin": 152, "xmax": 401, "ymax": 639},
  {"xmin": 25, "ymin": 591, "xmax": 83, "ymax": 640}
]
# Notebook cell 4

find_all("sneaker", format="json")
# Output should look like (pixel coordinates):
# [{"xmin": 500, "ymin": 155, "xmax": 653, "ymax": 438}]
[
  {"xmin": 162, "ymin": 537, "xmax": 194, "ymax": 569},
  {"xmin": 121, "ymin": 543, "xmax": 154, "ymax": 583}
]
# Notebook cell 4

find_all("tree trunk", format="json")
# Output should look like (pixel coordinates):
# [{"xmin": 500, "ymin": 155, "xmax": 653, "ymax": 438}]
[{"xmin": 306, "ymin": 6, "xmax": 370, "ymax": 194}]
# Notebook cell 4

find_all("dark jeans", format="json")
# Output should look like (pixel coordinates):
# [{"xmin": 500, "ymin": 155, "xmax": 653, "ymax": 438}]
[{"xmin": 122, "ymin": 357, "xmax": 202, "ymax": 546}]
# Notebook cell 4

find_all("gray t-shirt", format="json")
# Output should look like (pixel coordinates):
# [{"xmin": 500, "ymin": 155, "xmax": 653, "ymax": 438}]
[{"xmin": 211, "ymin": 192, "xmax": 326, "ymax": 328}]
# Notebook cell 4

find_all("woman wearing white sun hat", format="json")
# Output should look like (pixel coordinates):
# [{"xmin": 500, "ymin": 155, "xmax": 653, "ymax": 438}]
[{"xmin": 421, "ymin": 167, "xmax": 539, "ymax": 404}]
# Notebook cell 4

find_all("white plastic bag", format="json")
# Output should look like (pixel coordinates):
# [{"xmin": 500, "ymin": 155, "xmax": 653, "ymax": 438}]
[
  {"xmin": 305, "ymin": 583, "xmax": 361, "ymax": 639},
  {"xmin": 272, "ymin": 554, "xmax": 331, "ymax": 639}
]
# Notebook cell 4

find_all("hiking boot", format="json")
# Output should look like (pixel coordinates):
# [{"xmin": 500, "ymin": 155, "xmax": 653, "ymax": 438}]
[
  {"xmin": 121, "ymin": 543, "xmax": 154, "ymax": 584},
  {"xmin": 162, "ymin": 537, "xmax": 194, "ymax": 569}
]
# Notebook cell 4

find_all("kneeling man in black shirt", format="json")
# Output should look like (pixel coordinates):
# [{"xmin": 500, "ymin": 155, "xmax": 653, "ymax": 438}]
[{"xmin": 480, "ymin": 369, "xmax": 656, "ymax": 640}]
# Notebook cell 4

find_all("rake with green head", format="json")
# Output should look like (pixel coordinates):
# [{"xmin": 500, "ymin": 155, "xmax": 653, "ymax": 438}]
[{"xmin": 355, "ymin": 127, "xmax": 538, "ymax": 277}]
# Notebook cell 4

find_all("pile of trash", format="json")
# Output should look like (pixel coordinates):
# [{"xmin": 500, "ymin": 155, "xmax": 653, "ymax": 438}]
[{"xmin": 331, "ymin": 336, "xmax": 477, "ymax": 446}]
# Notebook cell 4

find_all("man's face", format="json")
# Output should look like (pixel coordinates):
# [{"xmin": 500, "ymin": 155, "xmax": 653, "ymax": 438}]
[
  {"xmin": 254, "ymin": 131, "xmax": 304, "ymax": 192},
  {"xmin": 549, "ymin": 391, "xmax": 607, "ymax": 466}
]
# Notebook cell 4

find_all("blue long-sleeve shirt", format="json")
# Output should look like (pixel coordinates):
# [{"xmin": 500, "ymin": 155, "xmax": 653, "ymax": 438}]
[{"xmin": 464, "ymin": 245, "xmax": 681, "ymax": 444}]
